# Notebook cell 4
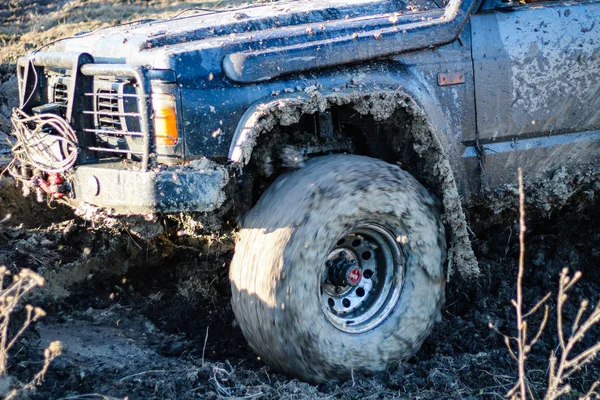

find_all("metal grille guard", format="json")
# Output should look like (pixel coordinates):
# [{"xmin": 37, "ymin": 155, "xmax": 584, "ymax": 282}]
[{"xmin": 16, "ymin": 52, "xmax": 155, "ymax": 171}]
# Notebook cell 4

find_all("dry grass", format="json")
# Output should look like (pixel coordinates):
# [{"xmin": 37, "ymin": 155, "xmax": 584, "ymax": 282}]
[
  {"xmin": 0, "ymin": 266, "xmax": 47, "ymax": 375},
  {"xmin": 492, "ymin": 169, "xmax": 600, "ymax": 400},
  {"xmin": 0, "ymin": 0, "xmax": 252, "ymax": 67},
  {"xmin": 0, "ymin": 266, "xmax": 62, "ymax": 399}
]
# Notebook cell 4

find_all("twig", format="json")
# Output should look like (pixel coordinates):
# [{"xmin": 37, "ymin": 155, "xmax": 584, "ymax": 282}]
[
  {"xmin": 495, "ymin": 169, "xmax": 600, "ymax": 400},
  {"xmin": 514, "ymin": 168, "xmax": 528, "ymax": 400},
  {"xmin": 57, "ymin": 394, "xmax": 122, "ymax": 400},
  {"xmin": 236, "ymin": 392, "xmax": 264, "ymax": 400},
  {"xmin": 1, "ymin": 268, "xmax": 61, "ymax": 399},
  {"xmin": 212, "ymin": 368, "xmax": 232, "ymax": 397},
  {"xmin": 202, "ymin": 326, "xmax": 209, "ymax": 367},
  {"xmin": 118, "ymin": 369, "xmax": 167, "ymax": 382}
]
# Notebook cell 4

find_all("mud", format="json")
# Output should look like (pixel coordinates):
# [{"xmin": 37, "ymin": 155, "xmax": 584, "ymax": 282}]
[
  {"xmin": 1, "ymin": 174, "xmax": 599, "ymax": 399},
  {"xmin": 231, "ymin": 89, "xmax": 479, "ymax": 279},
  {"xmin": 0, "ymin": 1, "xmax": 599, "ymax": 398},
  {"xmin": 476, "ymin": 168, "xmax": 600, "ymax": 226}
]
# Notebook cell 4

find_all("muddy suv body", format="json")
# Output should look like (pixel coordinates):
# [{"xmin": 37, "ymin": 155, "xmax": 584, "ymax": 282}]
[{"xmin": 9, "ymin": 0, "xmax": 600, "ymax": 383}]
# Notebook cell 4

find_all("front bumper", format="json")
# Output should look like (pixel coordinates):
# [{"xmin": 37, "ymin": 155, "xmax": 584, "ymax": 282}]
[
  {"xmin": 72, "ymin": 160, "xmax": 229, "ymax": 214},
  {"xmin": 12, "ymin": 51, "xmax": 213, "ymax": 214}
]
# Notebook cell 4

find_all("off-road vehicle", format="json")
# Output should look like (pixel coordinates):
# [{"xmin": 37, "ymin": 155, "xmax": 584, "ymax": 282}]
[{"xmin": 7, "ymin": 0, "xmax": 600, "ymax": 383}]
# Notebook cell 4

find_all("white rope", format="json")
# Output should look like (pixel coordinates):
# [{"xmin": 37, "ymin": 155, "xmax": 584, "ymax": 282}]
[{"xmin": 10, "ymin": 108, "xmax": 78, "ymax": 174}]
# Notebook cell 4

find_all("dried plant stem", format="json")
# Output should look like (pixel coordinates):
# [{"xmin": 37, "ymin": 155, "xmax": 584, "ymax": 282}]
[
  {"xmin": 0, "ymin": 266, "xmax": 62, "ymax": 398},
  {"xmin": 497, "ymin": 169, "xmax": 600, "ymax": 400},
  {"xmin": 505, "ymin": 168, "xmax": 550, "ymax": 400},
  {"xmin": 0, "ymin": 267, "xmax": 46, "ymax": 376},
  {"xmin": 516, "ymin": 168, "xmax": 527, "ymax": 400},
  {"xmin": 545, "ymin": 269, "xmax": 600, "ymax": 400},
  {"xmin": 6, "ymin": 341, "xmax": 62, "ymax": 400}
]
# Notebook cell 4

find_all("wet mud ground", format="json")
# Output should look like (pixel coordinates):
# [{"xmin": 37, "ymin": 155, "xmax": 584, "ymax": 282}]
[
  {"xmin": 0, "ymin": 179, "xmax": 599, "ymax": 399},
  {"xmin": 1, "ymin": 1, "xmax": 599, "ymax": 398}
]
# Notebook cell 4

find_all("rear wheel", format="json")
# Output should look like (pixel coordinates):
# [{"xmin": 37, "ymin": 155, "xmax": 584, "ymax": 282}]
[{"xmin": 229, "ymin": 155, "xmax": 446, "ymax": 383}]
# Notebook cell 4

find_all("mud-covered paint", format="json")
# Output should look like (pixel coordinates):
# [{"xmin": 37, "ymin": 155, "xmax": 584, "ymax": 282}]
[
  {"xmin": 222, "ymin": 0, "xmax": 476, "ymax": 82},
  {"xmin": 469, "ymin": 2, "xmax": 600, "ymax": 200},
  {"xmin": 465, "ymin": 129, "xmax": 600, "ymax": 213},
  {"xmin": 471, "ymin": 3, "xmax": 600, "ymax": 140},
  {"xmin": 72, "ymin": 159, "xmax": 229, "ymax": 214}
]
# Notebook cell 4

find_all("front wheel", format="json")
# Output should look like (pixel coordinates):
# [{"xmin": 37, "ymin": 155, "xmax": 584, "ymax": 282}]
[{"xmin": 229, "ymin": 155, "xmax": 446, "ymax": 383}]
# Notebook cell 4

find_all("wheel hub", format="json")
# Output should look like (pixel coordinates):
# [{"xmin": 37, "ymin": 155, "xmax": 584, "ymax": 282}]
[
  {"xmin": 326, "ymin": 250, "xmax": 362, "ymax": 286},
  {"xmin": 320, "ymin": 224, "xmax": 405, "ymax": 333}
]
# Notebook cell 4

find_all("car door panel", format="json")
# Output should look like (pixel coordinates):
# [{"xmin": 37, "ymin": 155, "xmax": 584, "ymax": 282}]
[{"xmin": 471, "ymin": 3, "xmax": 600, "ymax": 141}]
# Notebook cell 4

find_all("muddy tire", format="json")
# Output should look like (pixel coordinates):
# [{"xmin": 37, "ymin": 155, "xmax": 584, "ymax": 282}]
[{"xmin": 229, "ymin": 155, "xmax": 446, "ymax": 383}]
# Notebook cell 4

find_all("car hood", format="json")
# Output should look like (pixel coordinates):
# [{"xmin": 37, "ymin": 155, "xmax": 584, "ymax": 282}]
[{"xmin": 46, "ymin": 0, "xmax": 436, "ymax": 80}]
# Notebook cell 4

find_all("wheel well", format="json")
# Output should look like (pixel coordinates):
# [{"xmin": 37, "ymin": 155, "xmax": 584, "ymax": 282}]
[
  {"xmin": 235, "ymin": 91, "xmax": 479, "ymax": 279},
  {"xmin": 247, "ymin": 103, "xmax": 439, "ymax": 205}
]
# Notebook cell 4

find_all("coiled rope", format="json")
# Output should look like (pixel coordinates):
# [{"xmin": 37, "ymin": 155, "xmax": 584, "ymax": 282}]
[{"xmin": 10, "ymin": 108, "xmax": 78, "ymax": 174}]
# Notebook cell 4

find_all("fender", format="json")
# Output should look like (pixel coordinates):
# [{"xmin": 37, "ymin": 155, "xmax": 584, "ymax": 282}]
[{"xmin": 229, "ymin": 73, "xmax": 451, "ymax": 165}]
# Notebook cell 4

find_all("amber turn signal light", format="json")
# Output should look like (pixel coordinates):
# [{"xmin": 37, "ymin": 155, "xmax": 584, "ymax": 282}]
[{"xmin": 152, "ymin": 94, "xmax": 178, "ymax": 146}]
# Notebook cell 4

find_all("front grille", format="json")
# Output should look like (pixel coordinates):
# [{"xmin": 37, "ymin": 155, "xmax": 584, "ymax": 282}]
[
  {"xmin": 53, "ymin": 83, "xmax": 68, "ymax": 106},
  {"xmin": 96, "ymin": 89, "xmax": 122, "ymax": 131},
  {"xmin": 45, "ymin": 67, "xmax": 152, "ymax": 170},
  {"xmin": 49, "ymin": 76, "xmax": 146, "ymax": 160},
  {"xmin": 82, "ymin": 86, "xmax": 145, "ymax": 160}
]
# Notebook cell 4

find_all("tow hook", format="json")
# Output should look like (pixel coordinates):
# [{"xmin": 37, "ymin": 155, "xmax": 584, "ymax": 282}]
[{"xmin": 32, "ymin": 172, "xmax": 69, "ymax": 201}]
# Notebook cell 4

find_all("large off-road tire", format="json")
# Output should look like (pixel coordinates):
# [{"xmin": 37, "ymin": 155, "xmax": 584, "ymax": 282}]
[{"xmin": 229, "ymin": 155, "xmax": 446, "ymax": 383}]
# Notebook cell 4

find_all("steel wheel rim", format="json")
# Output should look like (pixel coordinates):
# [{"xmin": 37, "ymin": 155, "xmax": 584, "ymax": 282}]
[{"xmin": 319, "ymin": 223, "xmax": 405, "ymax": 333}]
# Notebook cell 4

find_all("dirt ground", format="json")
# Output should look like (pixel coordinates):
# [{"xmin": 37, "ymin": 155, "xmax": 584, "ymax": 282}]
[
  {"xmin": 1, "ymin": 1, "xmax": 599, "ymax": 399},
  {"xmin": 1, "ymin": 170, "xmax": 599, "ymax": 400}
]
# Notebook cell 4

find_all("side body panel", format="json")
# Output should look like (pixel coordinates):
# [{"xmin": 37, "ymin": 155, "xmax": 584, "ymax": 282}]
[
  {"xmin": 470, "ymin": 1, "xmax": 600, "ymax": 189},
  {"xmin": 472, "ymin": 2, "xmax": 600, "ymax": 140}
]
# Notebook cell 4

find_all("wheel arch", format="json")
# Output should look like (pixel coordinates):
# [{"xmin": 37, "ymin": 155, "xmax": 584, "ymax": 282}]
[{"xmin": 228, "ymin": 84, "xmax": 479, "ymax": 279}]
